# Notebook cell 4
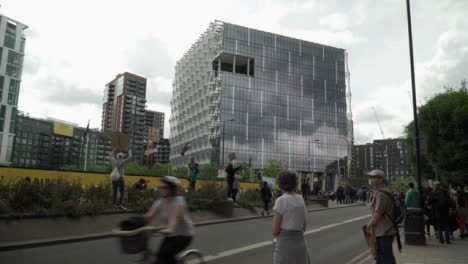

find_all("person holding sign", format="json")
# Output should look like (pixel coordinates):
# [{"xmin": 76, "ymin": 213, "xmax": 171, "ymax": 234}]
[{"xmin": 109, "ymin": 148, "xmax": 132, "ymax": 210}]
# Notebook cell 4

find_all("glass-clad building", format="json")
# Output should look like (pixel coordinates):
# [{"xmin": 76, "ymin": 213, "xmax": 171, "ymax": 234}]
[{"xmin": 170, "ymin": 21, "xmax": 349, "ymax": 174}]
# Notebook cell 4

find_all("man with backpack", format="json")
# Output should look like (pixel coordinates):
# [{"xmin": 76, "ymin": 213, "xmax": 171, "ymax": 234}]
[{"xmin": 366, "ymin": 170, "xmax": 403, "ymax": 264}]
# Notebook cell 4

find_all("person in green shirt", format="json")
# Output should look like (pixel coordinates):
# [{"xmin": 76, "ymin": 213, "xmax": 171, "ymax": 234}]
[
  {"xmin": 405, "ymin": 182, "xmax": 421, "ymax": 208},
  {"xmin": 188, "ymin": 157, "xmax": 199, "ymax": 191}
]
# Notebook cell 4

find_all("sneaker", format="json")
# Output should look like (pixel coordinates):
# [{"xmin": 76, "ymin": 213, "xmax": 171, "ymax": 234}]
[
  {"xmin": 118, "ymin": 205, "xmax": 128, "ymax": 210},
  {"xmin": 113, "ymin": 205, "xmax": 119, "ymax": 210},
  {"xmin": 227, "ymin": 198, "xmax": 233, "ymax": 201}
]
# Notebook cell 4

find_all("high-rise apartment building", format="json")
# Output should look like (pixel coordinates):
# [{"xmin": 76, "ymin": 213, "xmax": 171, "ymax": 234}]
[
  {"xmin": 0, "ymin": 15, "xmax": 27, "ymax": 165},
  {"xmin": 170, "ymin": 21, "xmax": 349, "ymax": 174},
  {"xmin": 101, "ymin": 72, "xmax": 146, "ymax": 163},
  {"xmin": 352, "ymin": 138, "xmax": 413, "ymax": 181}
]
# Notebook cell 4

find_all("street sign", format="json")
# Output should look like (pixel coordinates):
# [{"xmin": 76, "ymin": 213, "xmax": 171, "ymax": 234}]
[{"xmin": 217, "ymin": 167, "xmax": 226, "ymax": 179}]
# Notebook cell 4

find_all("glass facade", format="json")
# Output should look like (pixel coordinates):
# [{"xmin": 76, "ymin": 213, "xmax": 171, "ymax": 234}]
[
  {"xmin": 170, "ymin": 22, "xmax": 348, "ymax": 173},
  {"xmin": 4, "ymin": 22, "xmax": 16, "ymax": 49},
  {"xmin": 6, "ymin": 50, "xmax": 24, "ymax": 79}
]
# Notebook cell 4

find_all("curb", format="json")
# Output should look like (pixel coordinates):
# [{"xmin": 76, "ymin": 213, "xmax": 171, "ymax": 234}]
[{"xmin": 0, "ymin": 203, "xmax": 365, "ymax": 251}]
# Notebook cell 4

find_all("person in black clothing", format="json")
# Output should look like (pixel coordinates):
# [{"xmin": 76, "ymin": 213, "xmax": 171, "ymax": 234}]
[
  {"xmin": 422, "ymin": 187, "xmax": 434, "ymax": 237},
  {"xmin": 431, "ymin": 182, "xmax": 454, "ymax": 244},
  {"xmin": 301, "ymin": 179, "xmax": 308, "ymax": 200},
  {"xmin": 261, "ymin": 181, "xmax": 272, "ymax": 216},
  {"xmin": 225, "ymin": 152, "xmax": 240, "ymax": 199}
]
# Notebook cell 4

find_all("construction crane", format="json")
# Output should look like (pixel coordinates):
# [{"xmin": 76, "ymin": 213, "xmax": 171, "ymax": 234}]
[{"xmin": 371, "ymin": 107, "xmax": 390, "ymax": 182}]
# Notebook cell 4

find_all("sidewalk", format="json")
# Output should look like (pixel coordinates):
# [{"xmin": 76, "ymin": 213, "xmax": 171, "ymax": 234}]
[{"xmin": 396, "ymin": 230, "xmax": 468, "ymax": 264}]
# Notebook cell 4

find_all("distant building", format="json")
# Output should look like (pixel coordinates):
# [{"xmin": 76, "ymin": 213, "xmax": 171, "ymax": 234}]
[
  {"xmin": 146, "ymin": 138, "xmax": 170, "ymax": 165},
  {"xmin": 12, "ymin": 113, "xmax": 111, "ymax": 170},
  {"xmin": 352, "ymin": 138, "xmax": 413, "ymax": 182},
  {"xmin": 101, "ymin": 72, "xmax": 146, "ymax": 163},
  {"xmin": 145, "ymin": 110, "xmax": 165, "ymax": 139},
  {"xmin": 0, "ymin": 15, "xmax": 28, "ymax": 165}
]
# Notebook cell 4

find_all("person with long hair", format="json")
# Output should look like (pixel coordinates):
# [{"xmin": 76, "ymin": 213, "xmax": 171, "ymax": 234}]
[
  {"xmin": 272, "ymin": 170, "xmax": 310, "ymax": 264},
  {"xmin": 144, "ymin": 176, "xmax": 194, "ymax": 264}
]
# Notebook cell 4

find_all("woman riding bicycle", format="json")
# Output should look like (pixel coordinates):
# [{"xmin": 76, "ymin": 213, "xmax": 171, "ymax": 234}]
[{"xmin": 144, "ymin": 176, "xmax": 194, "ymax": 264}]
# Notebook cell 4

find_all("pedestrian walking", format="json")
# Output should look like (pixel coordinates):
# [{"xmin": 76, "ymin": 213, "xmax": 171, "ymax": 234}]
[
  {"xmin": 405, "ymin": 182, "xmax": 420, "ymax": 208},
  {"xmin": 188, "ymin": 157, "xmax": 199, "ymax": 192},
  {"xmin": 301, "ymin": 179, "xmax": 308, "ymax": 200},
  {"xmin": 366, "ymin": 170, "xmax": 397, "ymax": 264},
  {"xmin": 423, "ymin": 187, "xmax": 434, "ymax": 237},
  {"xmin": 431, "ymin": 182, "xmax": 453, "ymax": 244},
  {"xmin": 456, "ymin": 187, "xmax": 467, "ymax": 238},
  {"xmin": 261, "ymin": 181, "xmax": 272, "ymax": 216},
  {"xmin": 225, "ymin": 152, "xmax": 240, "ymax": 200},
  {"xmin": 109, "ymin": 149, "xmax": 132, "ymax": 210},
  {"xmin": 272, "ymin": 170, "xmax": 310, "ymax": 264}
]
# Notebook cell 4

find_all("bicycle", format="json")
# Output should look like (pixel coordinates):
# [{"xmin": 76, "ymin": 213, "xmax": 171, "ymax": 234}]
[{"xmin": 113, "ymin": 225, "xmax": 205, "ymax": 264}]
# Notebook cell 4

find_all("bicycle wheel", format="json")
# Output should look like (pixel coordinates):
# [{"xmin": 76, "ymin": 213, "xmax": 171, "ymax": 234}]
[{"xmin": 178, "ymin": 249, "xmax": 205, "ymax": 264}]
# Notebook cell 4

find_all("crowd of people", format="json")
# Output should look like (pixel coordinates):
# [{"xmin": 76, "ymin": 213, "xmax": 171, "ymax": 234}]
[{"xmin": 109, "ymin": 149, "xmax": 467, "ymax": 264}]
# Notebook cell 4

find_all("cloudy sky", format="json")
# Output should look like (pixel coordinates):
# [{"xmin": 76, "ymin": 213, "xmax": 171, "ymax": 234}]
[{"xmin": 5, "ymin": 0, "xmax": 467, "ymax": 143}]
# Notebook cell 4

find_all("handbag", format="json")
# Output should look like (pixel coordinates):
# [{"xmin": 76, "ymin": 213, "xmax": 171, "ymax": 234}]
[{"xmin": 110, "ymin": 167, "xmax": 121, "ymax": 181}]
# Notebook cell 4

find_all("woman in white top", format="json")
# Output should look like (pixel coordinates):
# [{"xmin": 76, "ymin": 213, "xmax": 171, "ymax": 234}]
[{"xmin": 272, "ymin": 170, "xmax": 310, "ymax": 264}]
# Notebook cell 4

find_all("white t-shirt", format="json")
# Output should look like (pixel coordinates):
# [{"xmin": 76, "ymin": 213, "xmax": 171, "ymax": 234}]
[{"xmin": 273, "ymin": 193, "xmax": 307, "ymax": 231}]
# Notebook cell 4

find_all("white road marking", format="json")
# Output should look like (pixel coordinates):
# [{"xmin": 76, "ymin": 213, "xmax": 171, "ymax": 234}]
[{"xmin": 203, "ymin": 214, "xmax": 372, "ymax": 262}]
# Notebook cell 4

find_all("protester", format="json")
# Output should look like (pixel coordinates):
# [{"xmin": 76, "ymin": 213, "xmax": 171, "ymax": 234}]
[
  {"xmin": 144, "ymin": 176, "xmax": 194, "ymax": 264},
  {"xmin": 188, "ymin": 157, "xmax": 199, "ymax": 191},
  {"xmin": 109, "ymin": 149, "xmax": 132, "ymax": 210},
  {"xmin": 431, "ymin": 182, "xmax": 453, "ymax": 244},
  {"xmin": 225, "ymin": 152, "xmax": 240, "ymax": 200},
  {"xmin": 261, "ymin": 181, "xmax": 272, "ymax": 216},
  {"xmin": 231, "ymin": 170, "xmax": 242, "ymax": 202},
  {"xmin": 366, "ymin": 170, "xmax": 396, "ymax": 264},
  {"xmin": 405, "ymin": 182, "xmax": 420, "ymax": 208},
  {"xmin": 272, "ymin": 170, "xmax": 310, "ymax": 264}
]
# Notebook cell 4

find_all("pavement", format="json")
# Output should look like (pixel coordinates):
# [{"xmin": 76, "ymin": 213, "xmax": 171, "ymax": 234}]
[{"xmin": 0, "ymin": 205, "xmax": 372, "ymax": 264}]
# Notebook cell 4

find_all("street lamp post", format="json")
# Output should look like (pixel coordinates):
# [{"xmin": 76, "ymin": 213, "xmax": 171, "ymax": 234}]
[{"xmin": 405, "ymin": 0, "xmax": 426, "ymax": 245}]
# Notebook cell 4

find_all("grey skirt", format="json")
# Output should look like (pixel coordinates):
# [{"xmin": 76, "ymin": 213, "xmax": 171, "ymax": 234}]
[{"xmin": 275, "ymin": 230, "xmax": 311, "ymax": 264}]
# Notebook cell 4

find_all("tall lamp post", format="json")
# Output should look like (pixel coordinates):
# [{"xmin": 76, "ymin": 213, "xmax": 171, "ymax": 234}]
[
  {"xmin": 405, "ymin": 0, "xmax": 426, "ymax": 245},
  {"xmin": 221, "ymin": 119, "xmax": 235, "ymax": 167}
]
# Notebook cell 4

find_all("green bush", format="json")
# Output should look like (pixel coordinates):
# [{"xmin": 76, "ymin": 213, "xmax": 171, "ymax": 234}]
[
  {"xmin": 237, "ymin": 189, "xmax": 262, "ymax": 207},
  {"xmin": 81, "ymin": 183, "xmax": 112, "ymax": 214}
]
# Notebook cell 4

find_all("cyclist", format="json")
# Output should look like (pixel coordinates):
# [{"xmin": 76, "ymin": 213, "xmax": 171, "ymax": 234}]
[{"xmin": 144, "ymin": 176, "xmax": 194, "ymax": 264}]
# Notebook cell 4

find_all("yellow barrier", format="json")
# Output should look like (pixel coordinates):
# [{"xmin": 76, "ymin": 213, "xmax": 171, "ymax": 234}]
[{"xmin": 0, "ymin": 167, "xmax": 260, "ymax": 190}]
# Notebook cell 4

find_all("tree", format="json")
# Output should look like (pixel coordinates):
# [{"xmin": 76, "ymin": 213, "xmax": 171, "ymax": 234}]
[
  {"xmin": 406, "ymin": 80, "xmax": 468, "ymax": 186},
  {"xmin": 263, "ymin": 160, "xmax": 283, "ymax": 178},
  {"xmin": 389, "ymin": 177, "xmax": 417, "ymax": 193}
]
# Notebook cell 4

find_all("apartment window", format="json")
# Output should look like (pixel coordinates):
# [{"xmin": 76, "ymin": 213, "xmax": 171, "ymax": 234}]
[
  {"xmin": 9, "ymin": 108, "xmax": 17, "ymax": 133},
  {"xmin": 4, "ymin": 22, "xmax": 16, "ymax": 49},
  {"xmin": 20, "ymin": 37, "xmax": 26, "ymax": 53},
  {"xmin": 0, "ymin": 106, "xmax": 6, "ymax": 132},
  {"xmin": 8, "ymin": 79, "xmax": 20, "ymax": 105},
  {"xmin": 0, "ymin": 76, "xmax": 4, "ymax": 101},
  {"xmin": 6, "ymin": 51, "xmax": 24, "ymax": 79}
]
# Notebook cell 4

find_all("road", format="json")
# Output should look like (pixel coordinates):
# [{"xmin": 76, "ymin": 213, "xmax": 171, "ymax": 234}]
[{"xmin": 0, "ymin": 205, "xmax": 374, "ymax": 264}]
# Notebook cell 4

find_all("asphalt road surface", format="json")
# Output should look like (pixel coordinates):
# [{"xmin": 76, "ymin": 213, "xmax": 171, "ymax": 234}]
[{"xmin": 0, "ymin": 205, "xmax": 374, "ymax": 264}]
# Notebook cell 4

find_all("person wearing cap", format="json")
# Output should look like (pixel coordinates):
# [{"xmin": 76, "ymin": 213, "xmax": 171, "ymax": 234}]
[
  {"xmin": 144, "ymin": 176, "xmax": 194, "ymax": 264},
  {"xmin": 366, "ymin": 170, "xmax": 396, "ymax": 264}
]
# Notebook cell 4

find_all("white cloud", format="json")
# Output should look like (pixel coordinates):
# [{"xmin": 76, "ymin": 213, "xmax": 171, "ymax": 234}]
[{"xmin": 319, "ymin": 13, "xmax": 351, "ymax": 31}]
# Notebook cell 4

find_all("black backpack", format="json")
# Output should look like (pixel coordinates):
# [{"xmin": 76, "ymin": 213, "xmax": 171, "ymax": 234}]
[{"xmin": 379, "ymin": 190, "xmax": 407, "ymax": 252}]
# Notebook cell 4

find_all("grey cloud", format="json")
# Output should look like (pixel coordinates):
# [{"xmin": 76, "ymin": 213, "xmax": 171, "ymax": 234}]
[
  {"xmin": 125, "ymin": 35, "xmax": 174, "ymax": 79},
  {"xmin": 40, "ymin": 77, "xmax": 101, "ymax": 106}
]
